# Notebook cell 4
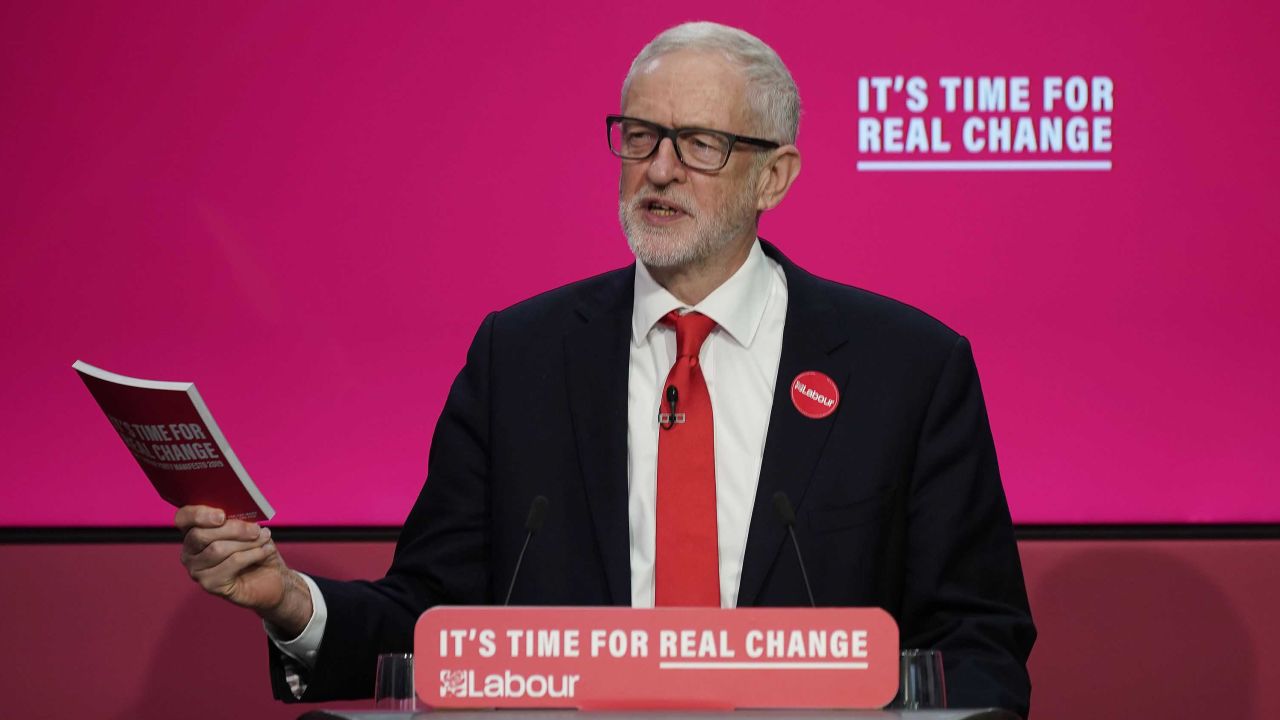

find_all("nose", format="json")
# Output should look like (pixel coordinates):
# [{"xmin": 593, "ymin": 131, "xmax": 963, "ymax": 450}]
[{"xmin": 645, "ymin": 137, "xmax": 687, "ymax": 186}]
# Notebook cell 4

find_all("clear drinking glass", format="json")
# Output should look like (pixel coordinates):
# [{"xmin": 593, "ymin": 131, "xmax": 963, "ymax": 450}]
[
  {"xmin": 894, "ymin": 648, "xmax": 947, "ymax": 709},
  {"xmin": 374, "ymin": 652, "xmax": 417, "ymax": 710}
]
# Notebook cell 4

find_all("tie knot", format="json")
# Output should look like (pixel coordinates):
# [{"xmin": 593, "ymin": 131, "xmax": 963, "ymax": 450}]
[{"xmin": 663, "ymin": 310, "xmax": 717, "ymax": 359}]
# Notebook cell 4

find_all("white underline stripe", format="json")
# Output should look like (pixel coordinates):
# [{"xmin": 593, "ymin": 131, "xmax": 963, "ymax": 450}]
[
  {"xmin": 856, "ymin": 160, "xmax": 1112, "ymax": 171},
  {"xmin": 659, "ymin": 661, "xmax": 869, "ymax": 670}
]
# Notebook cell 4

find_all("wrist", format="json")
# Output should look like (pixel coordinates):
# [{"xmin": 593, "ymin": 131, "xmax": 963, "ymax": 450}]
[{"xmin": 260, "ymin": 570, "xmax": 314, "ymax": 639}]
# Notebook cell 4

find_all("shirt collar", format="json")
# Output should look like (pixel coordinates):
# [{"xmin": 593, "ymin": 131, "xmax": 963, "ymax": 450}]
[{"xmin": 632, "ymin": 239, "xmax": 773, "ymax": 348}]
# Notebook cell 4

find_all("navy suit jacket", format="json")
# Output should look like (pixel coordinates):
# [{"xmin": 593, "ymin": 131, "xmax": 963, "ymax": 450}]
[{"xmin": 271, "ymin": 241, "xmax": 1035, "ymax": 716}]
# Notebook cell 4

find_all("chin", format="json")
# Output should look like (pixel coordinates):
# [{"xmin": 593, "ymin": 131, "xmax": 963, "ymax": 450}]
[
  {"xmin": 619, "ymin": 199, "xmax": 753, "ymax": 271},
  {"xmin": 625, "ymin": 226, "xmax": 709, "ymax": 269}
]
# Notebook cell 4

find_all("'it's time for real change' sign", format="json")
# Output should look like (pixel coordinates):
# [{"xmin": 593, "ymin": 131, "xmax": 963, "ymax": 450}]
[{"xmin": 416, "ymin": 606, "xmax": 899, "ymax": 709}]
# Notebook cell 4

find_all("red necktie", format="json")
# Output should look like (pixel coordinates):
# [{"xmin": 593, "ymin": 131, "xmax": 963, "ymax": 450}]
[{"xmin": 655, "ymin": 310, "xmax": 720, "ymax": 606}]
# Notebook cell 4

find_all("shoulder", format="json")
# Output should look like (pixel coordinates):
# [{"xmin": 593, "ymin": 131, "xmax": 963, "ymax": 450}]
[
  {"xmin": 495, "ymin": 264, "xmax": 631, "ymax": 321},
  {"xmin": 481, "ymin": 263, "xmax": 633, "ymax": 344},
  {"xmin": 816, "ymin": 275, "xmax": 958, "ymax": 346},
  {"xmin": 766, "ymin": 241, "xmax": 963, "ymax": 357}
]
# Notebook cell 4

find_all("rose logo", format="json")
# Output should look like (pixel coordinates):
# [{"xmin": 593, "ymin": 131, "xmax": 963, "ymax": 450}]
[{"xmin": 439, "ymin": 669, "xmax": 468, "ymax": 697}]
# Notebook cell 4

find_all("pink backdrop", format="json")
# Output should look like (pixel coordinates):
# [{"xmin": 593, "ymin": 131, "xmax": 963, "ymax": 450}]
[{"xmin": 2, "ymin": 1, "xmax": 1277, "ymax": 526}]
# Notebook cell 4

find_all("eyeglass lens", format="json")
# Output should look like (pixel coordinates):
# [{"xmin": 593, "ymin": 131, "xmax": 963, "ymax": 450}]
[{"xmin": 609, "ymin": 119, "xmax": 731, "ymax": 170}]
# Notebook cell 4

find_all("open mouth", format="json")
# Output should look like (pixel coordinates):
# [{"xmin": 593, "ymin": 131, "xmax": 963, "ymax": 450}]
[{"xmin": 642, "ymin": 198, "xmax": 687, "ymax": 218}]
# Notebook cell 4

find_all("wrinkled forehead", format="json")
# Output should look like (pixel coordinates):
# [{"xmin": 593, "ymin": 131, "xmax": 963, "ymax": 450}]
[{"xmin": 622, "ymin": 50, "xmax": 753, "ymax": 133}]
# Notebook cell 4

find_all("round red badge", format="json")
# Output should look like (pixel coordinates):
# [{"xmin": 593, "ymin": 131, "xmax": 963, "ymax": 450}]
[{"xmin": 791, "ymin": 371, "xmax": 840, "ymax": 419}]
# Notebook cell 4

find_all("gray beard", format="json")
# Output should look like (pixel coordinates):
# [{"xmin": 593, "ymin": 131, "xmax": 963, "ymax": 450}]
[{"xmin": 619, "ymin": 184, "xmax": 758, "ymax": 269}]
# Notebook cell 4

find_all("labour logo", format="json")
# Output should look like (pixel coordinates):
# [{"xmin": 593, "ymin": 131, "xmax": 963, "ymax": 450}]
[
  {"xmin": 790, "ymin": 371, "xmax": 840, "ymax": 419},
  {"xmin": 440, "ymin": 669, "xmax": 468, "ymax": 697}
]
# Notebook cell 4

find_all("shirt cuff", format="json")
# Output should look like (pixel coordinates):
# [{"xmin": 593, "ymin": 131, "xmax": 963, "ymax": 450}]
[{"xmin": 264, "ymin": 572, "xmax": 328, "ymax": 671}]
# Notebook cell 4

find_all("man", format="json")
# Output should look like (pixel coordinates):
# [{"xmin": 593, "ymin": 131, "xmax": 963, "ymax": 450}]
[{"xmin": 177, "ymin": 21, "xmax": 1035, "ymax": 715}]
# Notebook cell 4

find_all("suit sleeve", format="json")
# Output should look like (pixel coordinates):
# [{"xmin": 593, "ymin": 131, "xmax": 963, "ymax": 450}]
[
  {"xmin": 268, "ymin": 312, "xmax": 498, "ymax": 702},
  {"xmin": 900, "ymin": 336, "xmax": 1036, "ymax": 717}
]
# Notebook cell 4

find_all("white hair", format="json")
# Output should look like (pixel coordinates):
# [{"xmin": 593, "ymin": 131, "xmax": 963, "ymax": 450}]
[{"xmin": 621, "ymin": 21, "xmax": 801, "ymax": 144}]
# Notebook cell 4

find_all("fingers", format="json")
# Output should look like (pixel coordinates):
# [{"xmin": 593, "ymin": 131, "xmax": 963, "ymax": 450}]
[
  {"xmin": 175, "ymin": 506, "xmax": 286, "ymax": 611},
  {"xmin": 181, "ymin": 518, "xmax": 264, "ymax": 557},
  {"xmin": 189, "ymin": 541, "xmax": 277, "ymax": 599},
  {"xmin": 182, "ymin": 527, "xmax": 273, "ymax": 573},
  {"xmin": 174, "ymin": 505, "xmax": 226, "ymax": 532}
]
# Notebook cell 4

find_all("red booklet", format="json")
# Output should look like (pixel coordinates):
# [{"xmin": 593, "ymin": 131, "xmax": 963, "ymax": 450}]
[{"xmin": 73, "ymin": 360, "xmax": 274, "ymax": 520}]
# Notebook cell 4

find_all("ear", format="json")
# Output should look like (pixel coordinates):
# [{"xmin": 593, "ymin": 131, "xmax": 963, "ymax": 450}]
[{"xmin": 755, "ymin": 145, "xmax": 802, "ymax": 212}]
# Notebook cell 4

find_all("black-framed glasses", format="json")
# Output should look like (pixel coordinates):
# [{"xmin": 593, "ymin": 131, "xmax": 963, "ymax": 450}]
[{"xmin": 606, "ymin": 115, "xmax": 780, "ymax": 172}]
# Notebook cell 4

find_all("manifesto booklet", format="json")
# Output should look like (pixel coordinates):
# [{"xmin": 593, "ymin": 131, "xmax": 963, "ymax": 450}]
[{"xmin": 73, "ymin": 360, "xmax": 275, "ymax": 520}]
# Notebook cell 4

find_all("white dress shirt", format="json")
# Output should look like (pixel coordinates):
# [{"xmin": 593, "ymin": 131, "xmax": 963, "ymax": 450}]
[
  {"xmin": 271, "ymin": 239, "xmax": 788, "ymax": 676},
  {"xmin": 627, "ymin": 239, "xmax": 788, "ymax": 607}
]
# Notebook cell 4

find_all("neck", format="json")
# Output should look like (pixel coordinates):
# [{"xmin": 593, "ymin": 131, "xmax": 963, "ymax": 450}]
[{"xmin": 646, "ymin": 236, "xmax": 755, "ymax": 306}]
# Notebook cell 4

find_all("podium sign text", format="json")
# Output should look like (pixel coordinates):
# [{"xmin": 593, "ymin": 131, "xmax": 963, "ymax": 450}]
[{"xmin": 415, "ymin": 606, "xmax": 899, "ymax": 709}]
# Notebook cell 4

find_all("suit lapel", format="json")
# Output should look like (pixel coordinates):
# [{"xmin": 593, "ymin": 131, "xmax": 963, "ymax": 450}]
[
  {"xmin": 563, "ymin": 269, "xmax": 635, "ymax": 606},
  {"xmin": 737, "ymin": 243, "xmax": 851, "ymax": 606}
]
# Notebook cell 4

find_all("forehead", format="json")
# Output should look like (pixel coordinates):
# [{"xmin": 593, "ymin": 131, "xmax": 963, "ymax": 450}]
[{"xmin": 622, "ymin": 50, "xmax": 752, "ymax": 132}]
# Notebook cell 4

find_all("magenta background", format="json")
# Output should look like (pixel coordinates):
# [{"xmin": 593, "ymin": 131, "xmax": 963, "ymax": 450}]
[{"xmin": 2, "ymin": 1, "xmax": 1276, "ymax": 526}]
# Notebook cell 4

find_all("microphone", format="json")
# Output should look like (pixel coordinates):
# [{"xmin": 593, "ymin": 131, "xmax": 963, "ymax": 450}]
[
  {"xmin": 503, "ymin": 495, "xmax": 548, "ymax": 606},
  {"xmin": 661, "ymin": 385, "xmax": 679, "ymax": 430},
  {"xmin": 772, "ymin": 492, "xmax": 816, "ymax": 608}
]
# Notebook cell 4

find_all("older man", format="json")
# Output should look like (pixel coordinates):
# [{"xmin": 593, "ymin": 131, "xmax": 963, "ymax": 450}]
[{"xmin": 177, "ymin": 21, "xmax": 1035, "ymax": 715}]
